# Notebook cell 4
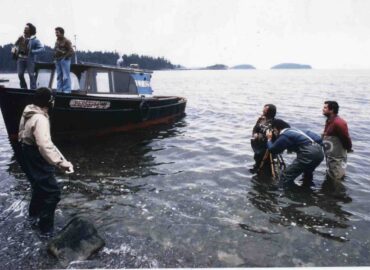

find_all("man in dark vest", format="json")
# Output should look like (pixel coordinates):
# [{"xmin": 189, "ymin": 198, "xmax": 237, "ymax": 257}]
[{"xmin": 18, "ymin": 87, "xmax": 73, "ymax": 235}]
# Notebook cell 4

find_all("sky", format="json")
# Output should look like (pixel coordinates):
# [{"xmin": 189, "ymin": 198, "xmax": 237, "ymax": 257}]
[{"xmin": 1, "ymin": 0, "xmax": 370, "ymax": 69}]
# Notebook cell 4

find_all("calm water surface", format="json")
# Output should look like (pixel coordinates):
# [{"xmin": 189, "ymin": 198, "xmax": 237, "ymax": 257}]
[{"xmin": 0, "ymin": 70, "xmax": 370, "ymax": 268}]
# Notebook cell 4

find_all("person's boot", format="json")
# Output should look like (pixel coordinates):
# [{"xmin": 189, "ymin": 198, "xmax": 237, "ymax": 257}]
[
  {"xmin": 27, "ymin": 215, "xmax": 39, "ymax": 229},
  {"xmin": 299, "ymin": 172, "xmax": 315, "ymax": 188},
  {"xmin": 249, "ymin": 166, "xmax": 258, "ymax": 174}
]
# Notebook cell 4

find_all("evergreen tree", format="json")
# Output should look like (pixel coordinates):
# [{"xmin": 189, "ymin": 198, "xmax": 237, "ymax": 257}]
[{"xmin": 0, "ymin": 43, "xmax": 176, "ymax": 72}]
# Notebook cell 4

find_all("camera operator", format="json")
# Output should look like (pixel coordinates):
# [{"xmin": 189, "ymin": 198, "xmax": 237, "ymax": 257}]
[
  {"xmin": 250, "ymin": 104, "xmax": 277, "ymax": 173},
  {"xmin": 266, "ymin": 119, "xmax": 324, "ymax": 189}
]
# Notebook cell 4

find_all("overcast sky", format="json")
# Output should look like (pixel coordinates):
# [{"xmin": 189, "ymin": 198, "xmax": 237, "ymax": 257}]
[{"xmin": 1, "ymin": 0, "xmax": 370, "ymax": 69}]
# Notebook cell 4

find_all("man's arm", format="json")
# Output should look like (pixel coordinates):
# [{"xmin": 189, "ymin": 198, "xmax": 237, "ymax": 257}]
[
  {"xmin": 31, "ymin": 39, "xmax": 45, "ymax": 54},
  {"xmin": 305, "ymin": 130, "xmax": 323, "ymax": 145},
  {"xmin": 334, "ymin": 120, "xmax": 352, "ymax": 151},
  {"xmin": 33, "ymin": 116, "xmax": 70, "ymax": 167},
  {"xmin": 266, "ymin": 132, "xmax": 288, "ymax": 154},
  {"xmin": 14, "ymin": 36, "xmax": 21, "ymax": 46},
  {"xmin": 64, "ymin": 39, "xmax": 74, "ymax": 58}
]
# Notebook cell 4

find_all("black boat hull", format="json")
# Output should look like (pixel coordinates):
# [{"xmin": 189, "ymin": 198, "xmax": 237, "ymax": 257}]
[{"xmin": 0, "ymin": 87, "xmax": 186, "ymax": 141}]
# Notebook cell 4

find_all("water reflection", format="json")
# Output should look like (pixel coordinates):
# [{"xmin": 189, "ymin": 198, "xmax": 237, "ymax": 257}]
[
  {"xmin": 6, "ymin": 120, "xmax": 187, "ymax": 215},
  {"xmin": 248, "ymin": 174, "xmax": 352, "ymax": 243},
  {"xmin": 9, "ymin": 120, "xmax": 186, "ymax": 177}
]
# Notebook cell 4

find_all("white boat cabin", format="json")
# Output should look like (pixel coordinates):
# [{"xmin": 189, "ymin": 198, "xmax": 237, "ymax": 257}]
[{"xmin": 35, "ymin": 62, "xmax": 153, "ymax": 96}]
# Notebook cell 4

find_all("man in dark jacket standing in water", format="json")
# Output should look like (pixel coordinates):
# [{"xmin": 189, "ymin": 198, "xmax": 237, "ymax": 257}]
[
  {"xmin": 250, "ymin": 104, "xmax": 277, "ymax": 173},
  {"xmin": 266, "ymin": 119, "xmax": 324, "ymax": 188},
  {"xmin": 322, "ymin": 101, "xmax": 352, "ymax": 181},
  {"xmin": 18, "ymin": 87, "xmax": 73, "ymax": 235}
]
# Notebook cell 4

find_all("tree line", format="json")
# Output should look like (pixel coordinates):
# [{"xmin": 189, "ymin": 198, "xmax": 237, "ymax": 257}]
[{"xmin": 0, "ymin": 43, "xmax": 178, "ymax": 72}]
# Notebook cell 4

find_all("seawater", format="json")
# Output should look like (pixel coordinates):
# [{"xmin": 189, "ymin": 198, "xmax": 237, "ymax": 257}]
[{"xmin": 0, "ymin": 70, "xmax": 370, "ymax": 268}]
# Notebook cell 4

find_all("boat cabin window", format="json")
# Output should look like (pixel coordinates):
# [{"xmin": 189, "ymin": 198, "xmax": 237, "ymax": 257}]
[
  {"xmin": 85, "ymin": 70, "xmax": 112, "ymax": 93},
  {"xmin": 36, "ymin": 69, "xmax": 52, "ymax": 88},
  {"xmin": 112, "ymin": 71, "xmax": 137, "ymax": 94},
  {"xmin": 96, "ymin": 72, "xmax": 110, "ymax": 93},
  {"xmin": 85, "ymin": 69, "xmax": 138, "ymax": 94}
]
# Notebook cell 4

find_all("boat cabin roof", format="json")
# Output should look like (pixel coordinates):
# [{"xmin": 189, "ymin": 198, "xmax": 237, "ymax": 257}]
[{"xmin": 35, "ymin": 62, "xmax": 153, "ymax": 95}]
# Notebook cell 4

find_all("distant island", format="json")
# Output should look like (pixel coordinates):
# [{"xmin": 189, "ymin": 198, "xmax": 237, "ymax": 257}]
[
  {"xmin": 199, "ymin": 64, "xmax": 256, "ymax": 70},
  {"xmin": 203, "ymin": 64, "xmax": 228, "ymax": 70},
  {"xmin": 230, "ymin": 64, "xmax": 256, "ymax": 70},
  {"xmin": 271, "ymin": 63, "xmax": 312, "ymax": 69}
]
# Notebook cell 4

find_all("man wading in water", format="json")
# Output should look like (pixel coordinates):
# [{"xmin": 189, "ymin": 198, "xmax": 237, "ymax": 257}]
[
  {"xmin": 266, "ymin": 119, "xmax": 324, "ymax": 189},
  {"xmin": 19, "ymin": 87, "xmax": 73, "ymax": 236},
  {"xmin": 250, "ymin": 104, "xmax": 277, "ymax": 174},
  {"xmin": 322, "ymin": 101, "xmax": 352, "ymax": 196}
]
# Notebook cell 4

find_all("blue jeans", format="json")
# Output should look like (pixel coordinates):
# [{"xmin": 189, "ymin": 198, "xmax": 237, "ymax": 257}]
[
  {"xmin": 55, "ymin": 58, "xmax": 71, "ymax": 93},
  {"xmin": 17, "ymin": 58, "xmax": 36, "ymax": 89}
]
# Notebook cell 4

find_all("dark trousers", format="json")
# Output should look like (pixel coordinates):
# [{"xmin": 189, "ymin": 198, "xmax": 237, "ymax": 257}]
[
  {"xmin": 17, "ymin": 58, "xmax": 36, "ymax": 89},
  {"xmin": 251, "ymin": 139, "xmax": 270, "ymax": 169},
  {"xmin": 280, "ymin": 143, "xmax": 324, "ymax": 188},
  {"xmin": 21, "ymin": 144, "xmax": 61, "ymax": 233}
]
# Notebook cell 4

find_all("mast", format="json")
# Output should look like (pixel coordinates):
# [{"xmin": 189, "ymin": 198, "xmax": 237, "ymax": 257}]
[{"xmin": 74, "ymin": 34, "xmax": 78, "ymax": 64}]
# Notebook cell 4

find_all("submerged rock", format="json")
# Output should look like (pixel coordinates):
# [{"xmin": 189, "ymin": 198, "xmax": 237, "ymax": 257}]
[{"xmin": 47, "ymin": 217, "xmax": 105, "ymax": 266}]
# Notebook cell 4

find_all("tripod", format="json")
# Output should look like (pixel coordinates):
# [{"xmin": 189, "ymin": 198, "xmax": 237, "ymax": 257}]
[{"xmin": 257, "ymin": 150, "xmax": 286, "ymax": 181}]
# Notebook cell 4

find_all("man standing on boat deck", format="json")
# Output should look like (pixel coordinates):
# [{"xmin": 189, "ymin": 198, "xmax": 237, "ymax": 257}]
[
  {"xmin": 18, "ymin": 87, "xmax": 73, "ymax": 236},
  {"xmin": 250, "ymin": 104, "xmax": 277, "ymax": 173},
  {"xmin": 13, "ymin": 23, "xmax": 44, "ymax": 89},
  {"xmin": 322, "ymin": 101, "xmax": 352, "ymax": 181},
  {"xmin": 54, "ymin": 27, "xmax": 74, "ymax": 93},
  {"xmin": 266, "ymin": 119, "xmax": 324, "ymax": 188}
]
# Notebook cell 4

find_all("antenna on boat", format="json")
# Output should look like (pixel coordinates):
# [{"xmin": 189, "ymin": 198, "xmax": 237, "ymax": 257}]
[{"xmin": 74, "ymin": 34, "xmax": 78, "ymax": 64}]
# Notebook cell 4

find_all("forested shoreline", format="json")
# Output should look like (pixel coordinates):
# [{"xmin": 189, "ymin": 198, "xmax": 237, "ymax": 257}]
[{"xmin": 0, "ymin": 43, "xmax": 178, "ymax": 72}]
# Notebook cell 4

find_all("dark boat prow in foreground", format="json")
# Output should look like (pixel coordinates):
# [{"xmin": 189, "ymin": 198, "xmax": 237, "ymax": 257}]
[{"xmin": 0, "ymin": 62, "xmax": 186, "ymax": 142}]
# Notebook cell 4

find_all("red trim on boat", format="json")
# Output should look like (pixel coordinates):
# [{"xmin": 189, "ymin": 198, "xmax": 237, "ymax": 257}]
[{"xmin": 8, "ymin": 112, "xmax": 184, "ymax": 142}]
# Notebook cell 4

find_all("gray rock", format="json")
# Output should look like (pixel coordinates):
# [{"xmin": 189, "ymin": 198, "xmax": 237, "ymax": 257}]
[{"xmin": 47, "ymin": 217, "xmax": 105, "ymax": 266}]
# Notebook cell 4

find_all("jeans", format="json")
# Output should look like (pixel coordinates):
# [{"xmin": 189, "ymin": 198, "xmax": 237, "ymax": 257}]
[
  {"xmin": 280, "ymin": 143, "xmax": 324, "ymax": 188},
  {"xmin": 21, "ymin": 144, "xmax": 61, "ymax": 233},
  {"xmin": 17, "ymin": 58, "xmax": 36, "ymax": 89},
  {"xmin": 55, "ymin": 58, "xmax": 71, "ymax": 93}
]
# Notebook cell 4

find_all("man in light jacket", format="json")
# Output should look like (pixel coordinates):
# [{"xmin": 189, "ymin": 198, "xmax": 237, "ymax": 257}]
[
  {"xmin": 19, "ymin": 87, "xmax": 73, "ymax": 235},
  {"xmin": 13, "ymin": 23, "xmax": 44, "ymax": 89}
]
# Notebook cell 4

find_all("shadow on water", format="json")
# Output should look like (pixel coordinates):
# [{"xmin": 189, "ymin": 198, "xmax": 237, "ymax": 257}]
[{"xmin": 247, "ymin": 172, "xmax": 352, "ymax": 243}]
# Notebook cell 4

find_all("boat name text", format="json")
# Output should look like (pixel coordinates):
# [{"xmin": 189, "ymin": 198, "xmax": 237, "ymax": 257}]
[{"xmin": 69, "ymin": 99, "xmax": 111, "ymax": 109}]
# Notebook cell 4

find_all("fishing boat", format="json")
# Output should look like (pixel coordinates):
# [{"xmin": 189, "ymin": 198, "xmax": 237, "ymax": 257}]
[{"xmin": 0, "ymin": 62, "xmax": 186, "ymax": 142}]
